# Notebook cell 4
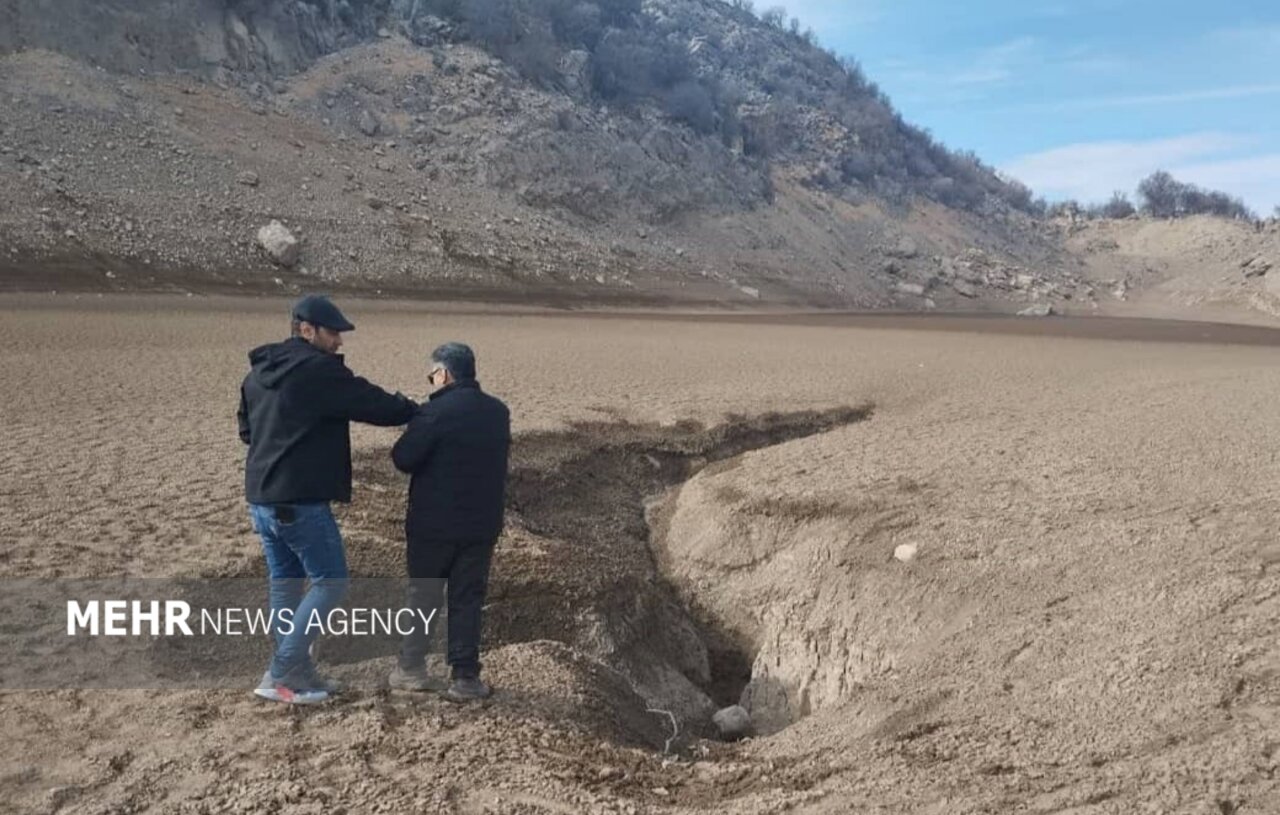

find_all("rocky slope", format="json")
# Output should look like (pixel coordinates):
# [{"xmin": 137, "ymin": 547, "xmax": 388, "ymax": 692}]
[
  {"xmin": 0, "ymin": 0, "xmax": 1275, "ymax": 319},
  {"xmin": 0, "ymin": 0, "xmax": 1106, "ymax": 311}
]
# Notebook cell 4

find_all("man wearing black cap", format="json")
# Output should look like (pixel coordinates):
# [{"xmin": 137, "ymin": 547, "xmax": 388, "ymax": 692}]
[
  {"xmin": 238, "ymin": 294, "xmax": 416, "ymax": 705},
  {"xmin": 388, "ymin": 342, "xmax": 510, "ymax": 702}
]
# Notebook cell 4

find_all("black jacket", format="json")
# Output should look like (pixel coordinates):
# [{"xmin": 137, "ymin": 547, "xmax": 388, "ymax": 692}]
[
  {"xmin": 238, "ymin": 337, "xmax": 416, "ymax": 504},
  {"xmin": 392, "ymin": 379, "xmax": 510, "ymax": 544}
]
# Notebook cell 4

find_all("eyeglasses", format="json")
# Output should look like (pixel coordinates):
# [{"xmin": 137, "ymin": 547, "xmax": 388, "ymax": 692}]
[{"xmin": 428, "ymin": 366, "xmax": 444, "ymax": 384}]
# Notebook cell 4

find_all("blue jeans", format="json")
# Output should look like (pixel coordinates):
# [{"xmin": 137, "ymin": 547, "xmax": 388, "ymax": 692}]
[{"xmin": 249, "ymin": 502, "xmax": 350, "ymax": 681}]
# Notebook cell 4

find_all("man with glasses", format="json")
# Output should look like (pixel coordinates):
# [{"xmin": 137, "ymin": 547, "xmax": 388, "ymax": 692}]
[
  {"xmin": 238, "ymin": 294, "xmax": 416, "ymax": 704},
  {"xmin": 388, "ymin": 342, "xmax": 510, "ymax": 702}
]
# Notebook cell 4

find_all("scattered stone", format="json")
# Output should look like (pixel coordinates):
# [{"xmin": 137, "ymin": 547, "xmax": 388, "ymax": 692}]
[
  {"xmin": 364, "ymin": 194, "xmax": 386, "ymax": 210},
  {"xmin": 1265, "ymin": 273, "xmax": 1280, "ymax": 297},
  {"xmin": 357, "ymin": 110, "xmax": 381, "ymax": 137},
  {"xmin": 952, "ymin": 280, "xmax": 977, "ymax": 298},
  {"xmin": 1243, "ymin": 256, "xmax": 1272, "ymax": 278},
  {"xmin": 893, "ymin": 543, "xmax": 918, "ymax": 562},
  {"xmin": 235, "ymin": 171, "xmax": 260, "ymax": 187},
  {"xmin": 895, "ymin": 282, "xmax": 926, "ymax": 296},
  {"xmin": 47, "ymin": 786, "xmax": 82, "ymax": 808},
  {"xmin": 890, "ymin": 236, "xmax": 919, "ymax": 259},
  {"xmin": 1017, "ymin": 304, "xmax": 1055, "ymax": 317},
  {"xmin": 256, "ymin": 220, "xmax": 300, "ymax": 267},
  {"xmin": 712, "ymin": 705, "xmax": 752, "ymax": 740}
]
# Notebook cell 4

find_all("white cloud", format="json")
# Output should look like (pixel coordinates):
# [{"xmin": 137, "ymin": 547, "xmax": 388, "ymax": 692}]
[
  {"xmin": 1000, "ymin": 133, "xmax": 1280, "ymax": 213},
  {"xmin": 764, "ymin": 0, "xmax": 882, "ymax": 35},
  {"xmin": 1176, "ymin": 154, "xmax": 1280, "ymax": 214},
  {"xmin": 1207, "ymin": 25, "xmax": 1280, "ymax": 48},
  {"xmin": 1038, "ymin": 83, "xmax": 1280, "ymax": 111},
  {"xmin": 886, "ymin": 36, "xmax": 1037, "ymax": 91}
]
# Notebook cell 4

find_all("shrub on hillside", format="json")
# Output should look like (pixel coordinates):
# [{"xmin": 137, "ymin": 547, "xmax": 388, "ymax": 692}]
[
  {"xmin": 413, "ymin": 0, "xmax": 1045, "ymax": 216},
  {"xmin": 1138, "ymin": 170, "xmax": 1253, "ymax": 220},
  {"xmin": 664, "ymin": 80, "xmax": 717, "ymax": 134},
  {"xmin": 1096, "ymin": 191, "xmax": 1136, "ymax": 219}
]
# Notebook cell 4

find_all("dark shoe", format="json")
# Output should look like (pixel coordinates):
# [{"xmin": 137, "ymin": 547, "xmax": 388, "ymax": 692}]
[
  {"xmin": 444, "ymin": 675, "xmax": 492, "ymax": 703},
  {"xmin": 388, "ymin": 664, "xmax": 446, "ymax": 692}
]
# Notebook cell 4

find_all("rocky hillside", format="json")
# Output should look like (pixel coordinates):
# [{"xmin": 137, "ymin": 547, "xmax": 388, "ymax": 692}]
[{"xmin": 0, "ymin": 0, "xmax": 1252, "ymax": 314}]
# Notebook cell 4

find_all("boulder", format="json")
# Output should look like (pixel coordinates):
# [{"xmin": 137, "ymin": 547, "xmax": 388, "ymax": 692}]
[
  {"xmin": 559, "ymin": 50, "xmax": 592, "ymax": 97},
  {"xmin": 235, "ymin": 170, "xmax": 260, "ymax": 187},
  {"xmin": 1243, "ymin": 256, "xmax": 1272, "ymax": 278},
  {"xmin": 892, "ymin": 236, "xmax": 919, "ymax": 259},
  {"xmin": 1017, "ymin": 304, "xmax": 1055, "ymax": 317},
  {"xmin": 712, "ymin": 705, "xmax": 752, "ymax": 740},
  {"xmin": 1266, "ymin": 272, "xmax": 1280, "ymax": 297},
  {"xmin": 256, "ymin": 220, "xmax": 299, "ymax": 267},
  {"xmin": 895, "ymin": 282, "xmax": 926, "ymax": 296},
  {"xmin": 357, "ymin": 109, "xmax": 380, "ymax": 137},
  {"xmin": 952, "ymin": 279, "xmax": 977, "ymax": 298}
]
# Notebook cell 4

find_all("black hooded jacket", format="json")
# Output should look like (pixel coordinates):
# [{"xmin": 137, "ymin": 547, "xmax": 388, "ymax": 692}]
[
  {"xmin": 392, "ymin": 380, "xmax": 510, "ymax": 543},
  {"xmin": 238, "ymin": 337, "xmax": 416, "ymax": 504}
]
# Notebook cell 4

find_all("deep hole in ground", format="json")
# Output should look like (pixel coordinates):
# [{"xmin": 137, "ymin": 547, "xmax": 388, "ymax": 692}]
[
  {"xmin": 499, "ymin": 405, "xmax": 874, "ymax": 711},
  {"xmin": 189, "ymin": 405, "xmax": 871, "ymax": 746}
]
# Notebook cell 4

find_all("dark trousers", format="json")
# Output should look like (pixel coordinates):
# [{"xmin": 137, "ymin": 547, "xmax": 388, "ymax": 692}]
[{"xmin": 399, "ymin": 537, "xmax": 495, "ymax": 678}]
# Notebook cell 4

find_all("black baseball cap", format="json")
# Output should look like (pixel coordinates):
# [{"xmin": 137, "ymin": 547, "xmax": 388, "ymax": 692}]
[{"xmin": 291, "ymin": 294, "xmax": 355, "ymax": 332}]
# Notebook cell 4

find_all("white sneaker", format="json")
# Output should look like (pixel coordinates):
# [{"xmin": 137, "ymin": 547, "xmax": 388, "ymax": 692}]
[
  {"xmin": 254, "ymin": 683, "xmax": 330, "ymax": 705},
  {"xmin": 254, "ymin": 669, "xmax": 332, "ymax": 705}
]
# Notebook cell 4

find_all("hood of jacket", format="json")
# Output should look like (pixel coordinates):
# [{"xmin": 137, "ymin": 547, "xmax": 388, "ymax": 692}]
[{"xmin": 247, "ymin": 337, "xmax": 332, "ymax": 389}]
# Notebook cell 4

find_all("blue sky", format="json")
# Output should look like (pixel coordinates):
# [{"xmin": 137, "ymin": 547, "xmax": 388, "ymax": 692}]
[{"xmin": 774, "ymin": 0, "xmax": 1280, "ymax": 214}]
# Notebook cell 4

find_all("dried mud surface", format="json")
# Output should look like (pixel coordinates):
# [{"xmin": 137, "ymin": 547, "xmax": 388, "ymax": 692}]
[{"xmin": 3, "ymin": 294, "xmax": 1280, "ymax": 814}]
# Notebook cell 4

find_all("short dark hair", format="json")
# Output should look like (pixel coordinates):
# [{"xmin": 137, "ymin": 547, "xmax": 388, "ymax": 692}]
[{"xmin": 431, "ymin": 342, "xmax": 476, "ymax": 380}]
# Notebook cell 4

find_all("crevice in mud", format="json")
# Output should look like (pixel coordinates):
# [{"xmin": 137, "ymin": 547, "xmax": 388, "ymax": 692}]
[
  {"xmin": 496, "ymin": 405, "xmax": 873, "ymax": 729},
  {"xmin": 201, "ymin": 405, "xmax": 871, "ymax": 749}
]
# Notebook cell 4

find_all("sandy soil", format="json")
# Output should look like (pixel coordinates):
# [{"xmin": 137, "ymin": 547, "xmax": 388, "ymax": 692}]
[{"xmin": 3, "ymin": 294, "xmax": 1280, "ymax": 813}]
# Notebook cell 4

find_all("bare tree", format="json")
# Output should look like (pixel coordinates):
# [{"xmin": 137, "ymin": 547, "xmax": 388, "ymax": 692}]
[{"xmin": 1100, "ymin": 191, "xmax": 1135, "ymax": 219}]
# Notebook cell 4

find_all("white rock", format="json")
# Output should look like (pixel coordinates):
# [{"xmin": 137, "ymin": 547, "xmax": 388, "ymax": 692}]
[
  {"xmin": 1017, "ymin": 304, "xmax": 1055, "ymax": 317},
  {"xmin": 893, "ymin": 543, "xmax": 918, "ymax": 562},
  {"xmin": 358, "ymin": 109, "xmax": 381, "ymax": 137},
  {"xmin": 1265, "ymin": 272, "xmax": 1280, "ymax": 297},
  {"xmin": 256, "ymin": 220, "xmax": 299, "ymax": 267},
  {"xmin": 712, "ymin": 705, "xmax": 752, "ymax": 740}
]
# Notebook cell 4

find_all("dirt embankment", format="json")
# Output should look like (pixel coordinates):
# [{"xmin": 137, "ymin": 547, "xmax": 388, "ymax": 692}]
[{"xmin": 1060, "ymin": 215, "xmax": 1280, "ymax": 324}]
